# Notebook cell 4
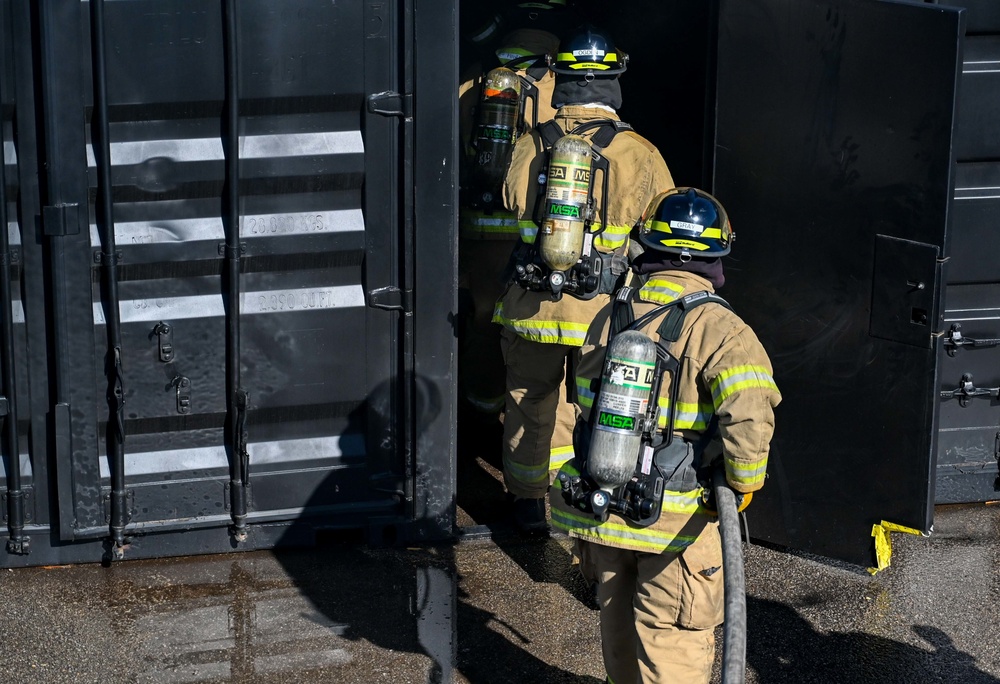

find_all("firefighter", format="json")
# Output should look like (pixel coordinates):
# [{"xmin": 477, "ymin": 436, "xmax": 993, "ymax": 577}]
[
  {"xmin": 552, "ymin": 188, "xmax": 781, "ymax": 683},
  {"xmin": 494, "ymin": 26, "xmax": 675, "ymax": 533},
  {"xmin": 457, "ymin": 2, "xmax": 576, "ymax": 453}
]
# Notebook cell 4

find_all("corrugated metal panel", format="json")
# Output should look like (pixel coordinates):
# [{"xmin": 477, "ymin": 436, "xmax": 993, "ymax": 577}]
[
  {"xmin": 0, "ymin": 0, "xmax": 459, "ymax": 567},
  {"xmin": 936, "ymin": 3, "xmax": 1000, "ymax": 504}
]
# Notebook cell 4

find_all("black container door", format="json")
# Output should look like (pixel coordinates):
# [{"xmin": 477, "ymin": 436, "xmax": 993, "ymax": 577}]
[
  {"xmin": 34, "ymin": 0, "xmax": 413, "ymax": 554},
  {"xmin": 714, "ymin": 0, "xmax": 963, "ymax": 566}
]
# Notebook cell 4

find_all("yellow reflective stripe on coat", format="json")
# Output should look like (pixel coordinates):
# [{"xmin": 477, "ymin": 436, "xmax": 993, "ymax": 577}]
[
  {"xmin": 710, "ymin": 365, "xmax": 779, "ymax": 406},
  {"xmin": 727, "ymin": 458, "xmax": 768, "ymax": 488},
  {"xmin": 503, "ymin": 454, "xmax": 550, "ymax": 487},
  {"xmin": 551, "ymin": 506, "xmax": 699, "ymax": 553},
  {"xmin": 493, "ymin": 303, "xmax": 590, "ymax": 346},
  {"xmin": 592, "ymin": 223, "xmax": 630, "ymax": 251},
  {"xmin": 518, "ymin": 220, "xmax": 539, "ymax": 243},
  {"xmin": 576, "ymin": 375, "xmax": 596, "ymax": 409},
  {"xmin": 550, "ymin": 445, "xmax": 575, "ymax": 472},
  {"xmin": 638, "ymin": 278, "xmax": 685, "ymax": 304},
  {"xmin": 461, "ymin": 211, "xmax": 520, "ymax": 235},
  {"xmin": 656, "ymin": 397, "xmax": 713, "ymax": 431},
  {"xmin": 661, "ymin": 488, "xmax": 714, "ymax": 515}
]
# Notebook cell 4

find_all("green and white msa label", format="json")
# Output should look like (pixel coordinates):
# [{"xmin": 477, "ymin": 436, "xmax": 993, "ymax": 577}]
[{"xmin": 597, "ymin": 410, "xmax": 635, "ymax": 431}]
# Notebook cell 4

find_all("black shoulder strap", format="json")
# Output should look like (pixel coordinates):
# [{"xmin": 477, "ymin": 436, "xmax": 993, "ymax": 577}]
[
  {"xmin": 525, "ymin": 63, "xmax": 548, "ymax": 83},
  {"xmin": 569, "ymin": 119, "xmax": 633, "ymax": 151},
  {"xmin": 609, "ymin": 286, "xmax": 636, "ymax": 338},
  {"xmin": 537, "ymin": 119, "xmax": 564, "ymax": 149},
  {"xmin": 655, "ymin": 291, "xmax": 732, "ymax": 343}
]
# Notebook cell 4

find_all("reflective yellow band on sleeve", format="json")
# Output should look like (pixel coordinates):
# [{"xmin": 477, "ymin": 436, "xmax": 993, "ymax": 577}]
[
  {"xmin": 726, "ymin": 459, "xmax": 768, "ymax": 487},
  {"xmin": 592, "ymin": 223, "xmax": 631, "ymax": 251},
  {"xmin": 492, "ymin": 303, "xmax": 590, "ymax": 346},
  {"xmin": 710, "ymin": 365, "xmax": 779, "ymax": 406}
]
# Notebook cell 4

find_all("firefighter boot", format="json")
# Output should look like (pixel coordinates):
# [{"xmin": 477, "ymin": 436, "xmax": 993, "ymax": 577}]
[{"xmin": 511, "ymin": 496, "xmax": 548, "ymax": 535}]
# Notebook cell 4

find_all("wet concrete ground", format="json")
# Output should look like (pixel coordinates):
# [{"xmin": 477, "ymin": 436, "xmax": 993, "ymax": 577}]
[{"xmin": 0, "ymin": 452, "xmax": 997, "ymax": 683}]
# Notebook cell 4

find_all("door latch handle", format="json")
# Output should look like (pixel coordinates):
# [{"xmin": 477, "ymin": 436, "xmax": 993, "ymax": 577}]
[
  {"xmin": 940, "ymin": 373, "xmax": 1000, "ymax": 408},
  {"xmin": 943, "ymin": 324, "xmax": 1000, "ymax": 357},
  {"xmin": 171, "ymin": 375, "xmax": 192, "ymax": 414},
  {"xmin": 152, "ymin": 322, "xmax": 174, "ymax": 363}
]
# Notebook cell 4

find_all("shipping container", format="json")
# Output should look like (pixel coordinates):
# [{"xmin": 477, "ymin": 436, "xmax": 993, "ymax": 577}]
[{"xmin": 0, "ymin": 0, "xmax": 994, "ymax": 569}]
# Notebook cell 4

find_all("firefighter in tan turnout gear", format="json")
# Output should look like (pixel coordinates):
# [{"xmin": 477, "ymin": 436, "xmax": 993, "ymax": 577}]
[
  {"xmin": 494, "ymin": 25, "xmax": 675, "ymax": 533},
  {"xmin": 457, "ymin": 1, "xmax": 574, "ymax": 453},
  {"xmin": 552, "ymin": 188, "xmax": 781, "ymax": 683}
]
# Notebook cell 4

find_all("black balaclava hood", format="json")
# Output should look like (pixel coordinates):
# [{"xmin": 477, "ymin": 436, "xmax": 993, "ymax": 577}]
[
  {"xmin": 551, "ymin": 73, "xmax": 623, "ymax": 110},
  {"xmin": 631, "ymin": 252, "xmax": 726, "ymax": 290}
]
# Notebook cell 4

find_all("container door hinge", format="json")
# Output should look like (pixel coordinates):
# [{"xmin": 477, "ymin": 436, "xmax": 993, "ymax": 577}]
[
  {"xmin": 367, "ymin": 91, "xmax": 413, "ymax": 118},
  {"xmin": 368, "ymin": 286, "xmax": 413, "ymax": 313},
  {"xmin": 940, "ymin": 373, "xmax": 1000, "ymax": 408},
  {"xmin": 102, "ymin": 489, "xmax": 134, "ymax": 525},
  {"xmin": 1, "ymin": 490, "xmax": 32, "ymax": 524}
]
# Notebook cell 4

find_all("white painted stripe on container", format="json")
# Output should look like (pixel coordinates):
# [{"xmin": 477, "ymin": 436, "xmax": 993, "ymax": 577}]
[
  {"xmin": 93, "ymin": 284, "xmax": 365, "ymax": 324},
  {"xmin": 0, "ymin": 454, "xmax": 32, "ymax": 480},
  {"xmin": 88, "ymin": 208, "xmax": 365, "ymax": 245},
  {"xmin": 98, "ymin": 435, "xmax": 361, "ymax": 479},
  {"xmin": 86, "ymin": 131, "xmax": 365, "ymax": 167}
]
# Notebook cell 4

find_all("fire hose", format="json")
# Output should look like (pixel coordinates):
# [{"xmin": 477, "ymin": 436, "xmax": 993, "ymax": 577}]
[{"xmin": 713, "ymin": 467, "xmax": 747, "ymax": 683}]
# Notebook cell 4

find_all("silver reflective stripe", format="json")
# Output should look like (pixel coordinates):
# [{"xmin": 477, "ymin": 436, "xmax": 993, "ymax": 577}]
[
  {"xmin": 0, "ymin": 454, "xmax": 32, "ymax": 479},
  {"xmin": 86, "ymin": 131, "xmax": 365, "ymax": 167},
  {"xmin": 89, "ymin": 209, "xmax": 364, "ymax": 246},
  {"xmin": 4, "ymin": 141, "xmax": 15, "ymax": 164},
  {"xmin": 98, "ymin": 435, "xmax": 361, "ymax": 479},
  {"xmin": 95, "ymin": 285, "xmax": 365, "ymax": 324}
]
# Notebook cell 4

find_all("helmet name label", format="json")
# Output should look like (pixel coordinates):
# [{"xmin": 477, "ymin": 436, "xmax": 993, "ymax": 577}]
[{"xmin": 670, "ymin": 220, "xmax": 704, "ymax": 232}]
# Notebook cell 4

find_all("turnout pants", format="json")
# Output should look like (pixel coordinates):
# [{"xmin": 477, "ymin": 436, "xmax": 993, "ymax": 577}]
[
  {"xmin": 499, "ymin": 329, "xmax": 576, "ymax": 499},
  {"xmin": 458, "ymin": 238, "xmax": 515, "ymax": 415},
  {"xmin": 577, "ymin": 526, "xmax": 725, "ymax": 684}
]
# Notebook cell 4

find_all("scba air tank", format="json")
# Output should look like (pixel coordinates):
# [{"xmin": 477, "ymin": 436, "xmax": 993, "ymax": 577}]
[
  {"xmin": 588, "ymin": 330, "xmax": 657, "ymax": 493},
  {"xmin": 539, "ymin": 134, "xmax": 592, "ymax": 272},
  {"xmin": 472, "ymin": 67, "xmax": 522, "ymax": 205}
]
